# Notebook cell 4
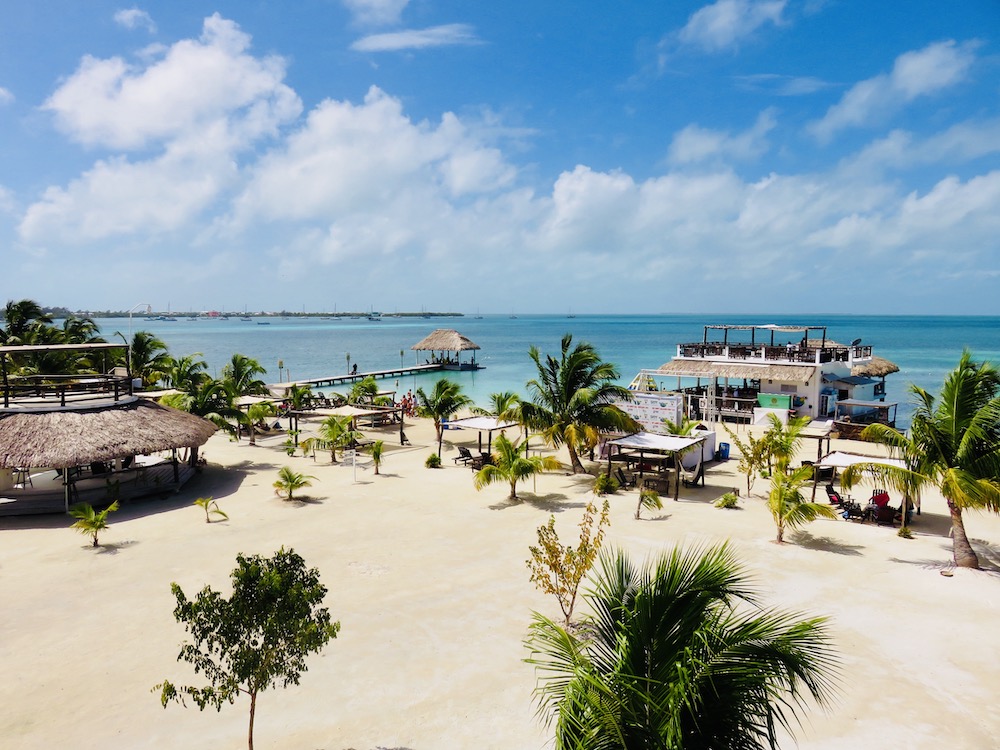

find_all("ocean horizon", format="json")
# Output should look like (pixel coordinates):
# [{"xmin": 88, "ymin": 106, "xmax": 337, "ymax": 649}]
[{"xmin": 97, "ymin": 313, "xmax": 1000, "ymax": 430}]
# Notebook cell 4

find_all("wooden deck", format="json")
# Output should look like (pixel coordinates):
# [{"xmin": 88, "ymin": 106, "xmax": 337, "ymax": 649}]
[
  {"xmin": 269, "ymin": 363, "xmax": 447, "ymax": 392},
  {"xmin": 0, "ymin": 462, "xmax": 195, "ymax": 516}
]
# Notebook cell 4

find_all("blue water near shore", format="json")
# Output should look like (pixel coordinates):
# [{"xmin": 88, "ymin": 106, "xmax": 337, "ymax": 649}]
[{"xmin": 109, "ymin": 314, "xmax": 1000, "ymax": 429}]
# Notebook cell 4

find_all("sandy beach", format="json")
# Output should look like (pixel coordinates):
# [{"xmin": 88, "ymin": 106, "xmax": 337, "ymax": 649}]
[{"xmin": 2, "ymin": 416, "xmax": 999, "ymax": 749}]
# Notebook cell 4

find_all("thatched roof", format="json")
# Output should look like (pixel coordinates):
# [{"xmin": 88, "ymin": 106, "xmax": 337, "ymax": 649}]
[
  {"xmin": 654, "ymin": 359, "xmax": 815, "ymax": 383},
  {"xmin": 411, "ymin": 329, "xmax": 480, "ymax": 352},
  {"xmin": 852, "ymin": 356, "xmax": 900, "ymax": 378},
  {"xmin": 0, "ymin": 399, "xmax": 216, "ymax": 469}
]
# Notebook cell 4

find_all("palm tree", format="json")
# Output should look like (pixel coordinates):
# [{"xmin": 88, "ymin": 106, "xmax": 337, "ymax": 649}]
[
  {"xmin": 316, "ymin": 414, "xmax": 361, "ymax": 463},
  {"xmin": 768, "ymin": 465, "xmax": 840, "ymax": 543},
  {"xmin": 69, "ymin": 500, "xmax": 120, "ymax": 547},
  {"xmin": 163, "ymin": 353, "xmax": 210, "ymax": 392},
  {"xmin": 222, "ymin": 353, "xmax": 269, "ymax": 398},
  {"xmin": 525, "ymin": 544, "xmax": 838, "ymax": 749},
  {"xmin": 416, "ymin": 379, "xmax": 473, "ymax": 457},
  {"xmin": 161, "ymin": 379, "xmax": 240, "ymax": 462},
  {"xmin": 287, "ymin": 383, "xmax": 313, "ymax": 410},
  {"xmin": 846, "ymin": 351, "xmax": 1000, "ymax": 569},
  {"xmin": 273, "ymin": 467, "xmax": 315, "ymax": 501},
  {"xmin": 368, "ymin": 440, "xmax": 384, "ymax": 475},
  {"xmin": 473, "ymin": 434, "xmax": 561, "ymax": 501},
  {"xmin": 763, "ymin": 413, "xmax": 811, "ymax": 473},
  {"xmin": 0, "ymin": 298, "xmax": 52, "ymax": 344},
  {"xmin": 126, "ymin": 331, "xmax": 171, "ymax": 387},
  {"xmin": 471, "ymin": 391, "xmax": 522, "ymax": 421},
  {"xmin": 241, "ymin": 401, "xmax": 277, "ymax": 446},
  {"xmin": 348, "ymin": 376, "xmax": 378, "ymax": 405},
  {"xmin": 520, "ymin": 334, "xmax": 639, "ymax": 473}
]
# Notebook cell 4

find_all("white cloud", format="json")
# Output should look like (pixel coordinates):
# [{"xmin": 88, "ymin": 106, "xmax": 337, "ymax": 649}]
[
  {"xmin": 43, "ymin": 13, "xmax": 301, "ymax": 150},
  {"xmin": 734, "ymin": 73, "xmax": 830, "ymax": 96},
  {"xmin": 675, "ymin": 0, "xmax": 786, "ymax": 53},
  {"xmin": 810, "ymin": 40, "xmax": 978, "ymax": 142},
  {"xmin": 341, "ymin": 0, "xmax": 409, "ymax": 26},
  {"xmin": 0, "ymin": 87, "xmax": 14, "ymax": 105},
  {"xmin": 114, "ymin": 8, "xmax": 157, "ymax": 33},
  {"xmin": 351, "ymin": 24, "xmax": 479, "ymax": 52},
  {"xmin": 668, "ymin": 109, "xmax": 776, "ymax": 165}
]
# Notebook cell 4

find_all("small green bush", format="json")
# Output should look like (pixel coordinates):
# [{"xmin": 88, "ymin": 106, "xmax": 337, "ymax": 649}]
[
  {"xmin": 425, "ymin": 453, "xmax": 442, "ymax": 469},
  {"xmin": 593, "ymin": 473, "xmax": 619, "ymax": 496},
  {"xmin": 897, "ymin": 526, "xmax": 913, "ymax": 539},
  {"xmin": 714, "ymin": 492, "xmax": 740, "ymax": 509}
]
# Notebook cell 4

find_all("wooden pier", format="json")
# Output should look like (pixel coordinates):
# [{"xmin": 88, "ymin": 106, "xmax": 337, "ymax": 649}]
[{"xmin": 269, "ymin": 363, "xmax": 445, "ymax": 392}]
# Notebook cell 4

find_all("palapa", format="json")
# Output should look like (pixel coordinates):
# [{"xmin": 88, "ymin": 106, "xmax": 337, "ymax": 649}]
[
  {"xmin": 410, "ymin": 329, "xmax": 481, "ymax": 352},
  {"xmin": 0, "ymin": 399, "xmax": 216, "ymax": 469},
  {"xmin": 852, "ymin": 356, "xmax": 900, "ymax": 378}
]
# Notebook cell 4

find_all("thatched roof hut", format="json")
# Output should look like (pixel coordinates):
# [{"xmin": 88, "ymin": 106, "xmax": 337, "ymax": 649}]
[
  {"xmin": 0, "ymin": 399, "xmax": 216, "ymax": 469},
  {"xmin": 410, "ymin": 329, "xmax": 481, "ymax": 352},
  {"xmin": 852, "ymin": 356, "xmax": 900, "ymax": 378}
]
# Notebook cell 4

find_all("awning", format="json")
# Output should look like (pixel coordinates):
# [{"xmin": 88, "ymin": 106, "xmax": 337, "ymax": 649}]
[
  {"xmin": 609, "ymin": 432, "xmax": 702, "ymax": 453},
  {"xmin": 652, "ymin": 359, "xmax": 815, "ymax": 383},
  {"xmin": 816, "ymin": 451, "xmax": 906, "ymax": 470},
  {"xmin": 835, "ymin": 399, "xmax": 898, "ymax": 408},
  {"xmin": 449, "ymin": 417, "xmax": 517, "ymax": 431}
]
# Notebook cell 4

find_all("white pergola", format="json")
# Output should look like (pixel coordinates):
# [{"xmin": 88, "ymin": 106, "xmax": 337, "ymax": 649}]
[
  {"xmin": 606, "ymin": 432, "xmax": 704, "ymax": 500},
  {"xmin": 448, "ymin": 416, "xmax": 519, "ymax": 453}
]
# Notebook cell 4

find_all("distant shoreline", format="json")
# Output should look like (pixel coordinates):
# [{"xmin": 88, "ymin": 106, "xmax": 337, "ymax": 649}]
[{"xmin": 41, "ymin": 309, "xmax": 465, "ymax": 319}]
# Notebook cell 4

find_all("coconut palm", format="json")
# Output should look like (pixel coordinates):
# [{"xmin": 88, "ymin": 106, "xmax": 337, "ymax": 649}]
[
  {"xmin": 768, "ymin": 465, "xmax": 840, "ymax": 543},
  {"xmin": 473, "ymin": 434, "xmax": 561, "ymax": 501},
  {"xmin": 222, "ymin": 353, "xmax": 269, "ymax": 397},
  {"xmin": 286, "ymin": 383, "xmax": 314, "ymax": 410},
  {"xmin": 126, "ymin": 331, "xmax": 171, "ymax": 387},
  {"xmin": 846, "ymin": 351, "xmax": 1000, "ymax": 569},
  {"xmin": 241, "ymin": 401, "xmax": 277, "ymax": 446},
  {"xmin": 273, "ymin": 467, "xmax": 315, "ymax": 501},
  {"xmin": 194, "ymin": 496, "xmax": 228, "ymax": 523},
  {"xmin": 415, "ymin": 378, "xmax": 473, "ymax": 457},
  {"xmin": 763, "ymin": 413, "xmax": 811, "ymax": 473},
  {"xmin": 163, "ymin": 353, "xmax": 210, "ymax": 392},
  {"xmin": 69, "ymin": 500, "xmax": 120, "ymax": 547},
  {"xmin": 368, "ymin": 440, "xmax": 384, "ymax": 475},
  {"xmin": 348, "ymin": 376, "xmax": 378, "ymax": 405},
  {"xmin": 525, "ymin": 544, "xmax": 838, "ymax": 750},
  {"xmin": 0, "ymin": 298, "xmax": 52, "ymax": 344},
  {"xmin": 316, "ymin": 414, "xmax": 362, "ymax": 463},
  {"xmin": 520, "ymin": 334, "xmax": 639, "ymax": 473},
  {"xmin": 471, "ymin": 391, "xmax": 522, "ymax": 421}
]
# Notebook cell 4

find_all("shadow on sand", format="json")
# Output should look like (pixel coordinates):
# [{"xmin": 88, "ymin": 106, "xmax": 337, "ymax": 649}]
[
  {"xmin": 488, "ymin": 492, "xmax": 580, "ymax": 513},
  {"xmin": 789, "ymin": 529, "xmax": 864, "ymax": 556}
]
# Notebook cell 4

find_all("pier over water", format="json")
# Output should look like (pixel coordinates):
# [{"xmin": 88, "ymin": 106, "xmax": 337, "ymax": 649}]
[{"xmin": 269, "ymin": 363, "xmax": 446, "ymax": 393}]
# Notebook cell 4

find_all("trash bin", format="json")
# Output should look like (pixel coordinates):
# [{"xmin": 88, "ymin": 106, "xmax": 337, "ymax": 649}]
[{"xmin": 719, "ymin": 442, "xmax": 730, "ymax": 461}]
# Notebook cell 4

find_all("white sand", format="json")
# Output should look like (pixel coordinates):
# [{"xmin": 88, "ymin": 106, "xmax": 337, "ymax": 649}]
[{"xmin": 2, "ymin": 418, "xmax": 999, "ymax": 749}]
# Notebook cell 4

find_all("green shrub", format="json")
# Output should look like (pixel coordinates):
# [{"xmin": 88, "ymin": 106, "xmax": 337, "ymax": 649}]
[
  {"xmin": 425, "ymin": 453, "xmax": 442, "ymax": 469},
  {"xmin": 593, "ymin": 473, "xmax": 619, "ymax": 496},
  {"xmin": 897, "ymin": 526, "xmax": 913, "ymax": 539},
  {"xmin": 714, "ymin": 492, "xmax": 740, "ymax": 509}
]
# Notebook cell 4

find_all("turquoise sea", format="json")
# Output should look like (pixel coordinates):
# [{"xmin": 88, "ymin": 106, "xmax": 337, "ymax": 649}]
[{"xmin": 108, "ymin": 314, "xmax": 1000, "ymax": 430}]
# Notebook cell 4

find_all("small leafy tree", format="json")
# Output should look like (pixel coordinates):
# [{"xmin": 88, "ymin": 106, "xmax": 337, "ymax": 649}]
[
  {"xmin": 368, "ymin": 440, "xmax": 384, "ymax": 475},
  {"xmin": 194, "ymin": 496, "xmax": 228, "ymax": 523},
  {"xmin": 69, "ymin": 500, "xmax": 120, "ymax": 547},
  {"xmin": 724, "ymin": 426, "xmax": 770, "ymax": 496},
  {"xmin": 273, "ymin": 467, "xmax": 316, "ymax": 501},
  {"xmin": 768, "ymin": 465, "xmax": 839, "ymax": 543},
  {"xmin": 636, "ymin": 487, "xmax": 662, "ymax": 519},
  {"xmin": 527, "ymin": 499, "xmax": 610, "ymax": 626},
  {"xmin": 154, "ymin": 549, "xmax": 340, "ymax": 750},
  {"xmin": 474, "ymin": 434, "xmax": 561, "ymax": 501}
]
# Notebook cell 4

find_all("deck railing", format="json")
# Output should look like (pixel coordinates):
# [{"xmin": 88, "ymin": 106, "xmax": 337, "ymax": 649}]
[
  {"xmin": 1, "ymin": 374, "xmax": 133, "ymax": 409},
  {"xmin": 677, "ymin": 342, "xmax": 871, "ymax": 364}
]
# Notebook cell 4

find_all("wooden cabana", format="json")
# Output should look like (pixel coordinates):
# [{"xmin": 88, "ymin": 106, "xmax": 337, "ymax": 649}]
[
  {"xmin": 606, "ymin": 432, "xmax": 704, "ymax": 501},
  {"xmin": 0, "ymin": 399, "xmax": 216, "ymax": 513},
  {"xmin": 411, "ymin": 329, "xmax": 482, "ymax": 370},
  {"xmin": 448, "ymin": 416, "xmax": 518, "ymax": 453}
]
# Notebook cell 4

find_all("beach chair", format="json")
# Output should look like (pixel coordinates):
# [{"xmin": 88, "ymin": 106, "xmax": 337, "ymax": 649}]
[
  {"xmin": 454, "ymin": 446, "xmax": 474, "ymax": 465},
  {"xmin": 842, "ymin": 500, "xmax": 867, "ymax": 522},
  {"xmin": 615, "ymin": 467, "xmax": 636, "ymax": 489},
  {"xmin": 470, "ymin": 453, "xmax": 493, "ymax": 470},
  {"xmin": 824, "ymin": 484, "xmax": 844, "ymax": 505},
  {"xmin": 875, "ymin": 503, "xmax": 898, "ymax": 526}
]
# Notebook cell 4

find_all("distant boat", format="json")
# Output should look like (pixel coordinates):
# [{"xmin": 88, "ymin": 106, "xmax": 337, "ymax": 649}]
[
  {"xmin": 257, "ymin": 321, "xmax": 271, "ymax": 326},
  {"xmin": 240, "ymin": 317, "xmax": 252, "ymax": 322}
]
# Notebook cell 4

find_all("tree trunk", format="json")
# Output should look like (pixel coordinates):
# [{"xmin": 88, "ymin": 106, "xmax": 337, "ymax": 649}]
[
  {"xmin": 248, "ymin": 690, "xmax": 256, "ymax": 750},
  {"xmin": 509, "ymin": 481, "xmax": 518, "ymax": 501},
  {"xmin": 949, "ymin": 503, "xmax": 980, "ymax": 569},
  {"xmin": 566, "ymin": 443, "xmax": 585, "ymax": 473},
  {"xmin": 776, "ymin": 521, "xmax": 784, "ymax": 544}
]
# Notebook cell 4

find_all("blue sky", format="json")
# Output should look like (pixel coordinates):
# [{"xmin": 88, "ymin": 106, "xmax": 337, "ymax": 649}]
[{"xmin": 1, "ymin": 0, "xmax": 998, "ymax": 314}]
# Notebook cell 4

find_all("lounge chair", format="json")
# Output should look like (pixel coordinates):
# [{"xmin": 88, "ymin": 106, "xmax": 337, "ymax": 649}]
[
  {"xmin": 615, "ymin": 468, "xmax": 636, "ymax": 489},
  {"xmin": 470, "ymin": 453, "xmax": 493, "ymax": 470},
  {"xmin": 824, "ymin": 484, "xmax": 844, "ymax": 505},
  {"xmin": 875, "ymin": 503, "xmax": 898, "ymax": 526},
  {"xmin": 454, "ymin": 446, "xmax": 474, "ymax": 465}
]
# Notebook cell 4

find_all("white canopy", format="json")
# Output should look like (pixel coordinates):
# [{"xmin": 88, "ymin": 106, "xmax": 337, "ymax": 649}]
[
  {"xmin": 609, "ymin": 432, "xmax": 702, "ymax": 453},
  {"xmin": 448, "ymin": 416, "xmax": 517, "ymax": 431},
  {"xmin": 816, "ymin": 450, "xmax": 906, "ymax": 470}
]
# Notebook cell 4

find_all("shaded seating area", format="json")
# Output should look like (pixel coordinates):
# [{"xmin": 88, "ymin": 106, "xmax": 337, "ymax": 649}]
[
  {"xmin": 410, "ymin": 329, "xmax": 483, "ymax": 371},
  {"xmin": 606, "ymin": 432, "xmax": 704, "ymax": 501}
]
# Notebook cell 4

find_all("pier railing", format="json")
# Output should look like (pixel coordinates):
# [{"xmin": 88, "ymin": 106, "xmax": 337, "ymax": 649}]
[{"xmin": 1, "ymin": 374, "xmax": 133, "ymax": 410}]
